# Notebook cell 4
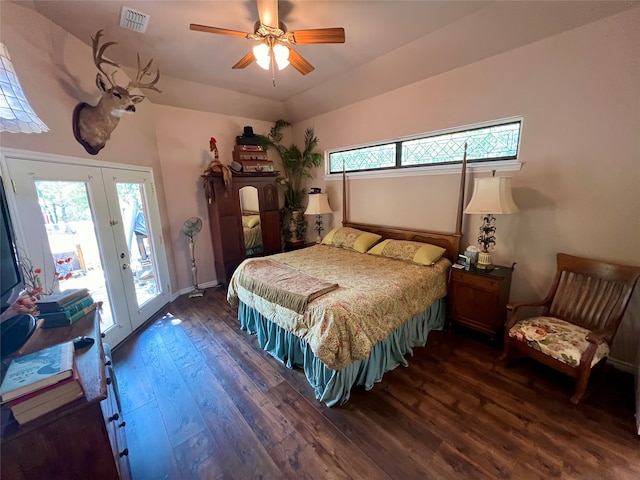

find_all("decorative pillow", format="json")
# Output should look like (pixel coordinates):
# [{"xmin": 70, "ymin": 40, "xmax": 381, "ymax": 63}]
[
  {"xmin": 321, "ymin": 227, "xmax": 381, "ymax": 253},
  {"xmin": 242, "ymin": 215, "xmax": 260, "ymax": 228},
  {"xmin": 367, "ymin": 239, "xmax": 446, "ymax": 266}
]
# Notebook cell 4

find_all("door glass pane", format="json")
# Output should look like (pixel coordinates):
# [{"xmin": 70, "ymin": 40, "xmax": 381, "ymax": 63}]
[
  {"xmin": 115, "ymin": 182, "xmax": 159, "ymax": 308},
  {"xmin": 34, "ymin": 181, "xmax": 115, "ymax": 331}
]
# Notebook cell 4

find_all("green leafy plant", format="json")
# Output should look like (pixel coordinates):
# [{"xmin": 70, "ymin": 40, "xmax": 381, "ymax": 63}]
[
  {"xmin": 259, "ymin": 120, "xmax": 323, "ymax": 209},
  {"xmin": 260, "ymin": 120, "xmax": 323, "ymax": 243}
]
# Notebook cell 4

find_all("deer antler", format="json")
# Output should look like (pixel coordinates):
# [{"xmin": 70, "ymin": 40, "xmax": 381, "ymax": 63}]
[
  {"xmin": 75, "ymin": 30, "xmax": 162, "ymax": 155},
  {"xmin": 128, "ymin": 53, "xmax": 162, "ymax": 93},
  {"xmin": 92, "ymin": 30, "xmax": 119, "ymax": 89}
]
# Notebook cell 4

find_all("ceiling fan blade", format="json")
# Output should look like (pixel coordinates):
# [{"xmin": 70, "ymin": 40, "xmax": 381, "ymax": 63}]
[
  {"xmin": 232, "ymin": 51, "xmax": 256, "ymax": 69},
  {"xmin": 290, "ymin": 28, "xmax": 345, "ymax": 44},
  {"xmin": 190, "ymin": 23, "xmax": 250, "ymax": 38},
  {"xmin": 257, "ymin": 0, "xmax": 279, "ymax": 28},
  {"xmin": 288, "ymin": 48, "xmax": 314, "ymax": 75}
]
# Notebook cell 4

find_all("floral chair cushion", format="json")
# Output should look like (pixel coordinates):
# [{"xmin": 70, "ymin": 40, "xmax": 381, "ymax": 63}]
[{"xmin": 508, "ymin": 316, "xmax": 609, "ymax": 368}]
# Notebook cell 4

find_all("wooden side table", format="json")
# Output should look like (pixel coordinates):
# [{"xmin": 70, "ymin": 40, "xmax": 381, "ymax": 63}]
[
  {"xmin": 0, "ymin": 308, "xmax": 130, "ymax": 479},
  {"xmin": 447, "ymin": 264, "xmax": 514, "ymax": 343}
]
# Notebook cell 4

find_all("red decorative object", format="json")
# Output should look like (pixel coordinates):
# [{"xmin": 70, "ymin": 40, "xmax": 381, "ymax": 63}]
[{"xmin": 209, "ymin": 137, "xmax": 219, "ymax": 160}]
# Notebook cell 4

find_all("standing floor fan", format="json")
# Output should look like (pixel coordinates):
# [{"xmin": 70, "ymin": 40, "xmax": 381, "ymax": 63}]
[{"xmin": 183, "ymin": 217, "xmax": 204, "ymax": 298}]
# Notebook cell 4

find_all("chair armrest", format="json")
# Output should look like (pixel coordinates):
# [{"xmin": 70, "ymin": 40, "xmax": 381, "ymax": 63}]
[
  {"xmin": 504, "ymin": 300, "xmax": 547, "ymax": 331},
  {"xmin": 586, "ymin": 329, "xmax": 612, "ymax": 345},
  {"xmin": 506, "ymin": 300, "xmax": 548, "ymax": 312}
]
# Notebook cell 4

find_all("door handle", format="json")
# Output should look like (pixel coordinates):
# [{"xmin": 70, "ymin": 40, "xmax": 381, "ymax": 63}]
[{"xmin": 122, "ymin": 263, "xmax": 129, "ymax": 270}]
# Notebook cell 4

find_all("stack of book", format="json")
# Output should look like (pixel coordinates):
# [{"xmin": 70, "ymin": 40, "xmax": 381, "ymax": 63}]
[
  {"xmin": 36, "ymin": 288, "xmax": 95, "ymax": 328},
  {"xmin": 0, "ymin": 341, "xmax": 84, "ymax": 425}
]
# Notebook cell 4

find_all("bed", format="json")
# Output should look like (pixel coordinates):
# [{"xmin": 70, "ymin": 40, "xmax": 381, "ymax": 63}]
[
  {"xmin": 242, "ymin": 213, "xmax": 263, "ymax": 255},
  {"xmin": 226, "ymin": 161, "xmax": 467, "ymax": 406}
]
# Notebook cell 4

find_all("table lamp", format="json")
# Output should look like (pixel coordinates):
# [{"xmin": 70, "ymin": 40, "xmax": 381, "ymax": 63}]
[
  {"xmin": 304, "ymin": 192, "xmax": 332, "ymax": 243},
  {"xmin": 463, "ymin": 176, "xmax": 518, "ymax": 270}
]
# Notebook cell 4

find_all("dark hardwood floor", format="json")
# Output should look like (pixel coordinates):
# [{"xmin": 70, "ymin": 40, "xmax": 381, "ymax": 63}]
[{"xmin": 112, "ymin": 287, "xmax": 640, "ymax": 479}]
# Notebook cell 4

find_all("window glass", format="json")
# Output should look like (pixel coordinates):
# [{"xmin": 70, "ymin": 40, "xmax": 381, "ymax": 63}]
[
  {"xmin": 328, "ymin": 119, "xmax": 521, "ymax": 173},
  {"xmin": 329, "ymin": 144, "xmax": 396, "ymax": 173}
]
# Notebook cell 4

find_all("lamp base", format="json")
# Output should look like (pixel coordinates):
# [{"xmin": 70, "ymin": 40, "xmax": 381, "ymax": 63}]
[
  {"xmin": 314, "ymin": 214, "xmax": 325, "ymax": 244},
  {"xmin": 189, "ymin": 287, "xmax": 204, "ymax": 298},
  {"xmin": 476, "ymin": 251, "xmax": 493, "ymax": 271}
]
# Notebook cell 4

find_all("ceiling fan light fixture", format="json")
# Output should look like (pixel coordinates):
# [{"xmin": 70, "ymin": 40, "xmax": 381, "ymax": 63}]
[
  {"xmin": 191, "ymin": 0, "xmax": 345, "ymax": 76},
  {"xmin": 273, "ymin": 43, "xmax": 290, "ymax": 70},
  {"xmin": 253, "ymin": 43, "xmax": 271, "ymax": 70},
  {"xmin": 252, "ymin": 42, "xmax": 289, "ymax": 71}
]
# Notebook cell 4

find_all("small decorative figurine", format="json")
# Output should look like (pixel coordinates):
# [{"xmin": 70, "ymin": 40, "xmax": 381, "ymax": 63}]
[
  {"xmin": 209, "ymin": 137, "xmax": 219, "ymax": 161},
  {"xmin": 203, "ymin": 136, "xmax": 231, "ymax": 188}
]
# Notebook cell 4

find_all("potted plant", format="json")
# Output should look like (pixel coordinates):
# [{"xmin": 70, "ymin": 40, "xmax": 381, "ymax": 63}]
[{"xmin": 259, "ymin": 120, "xmax": 323, "ymax": 245}]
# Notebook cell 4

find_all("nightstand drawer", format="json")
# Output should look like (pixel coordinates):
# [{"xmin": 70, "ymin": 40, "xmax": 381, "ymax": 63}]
[
  {"xmin": 451, "ymin": 269, "xmax": 499, "ymax": 290},
  {"xmin": 448, "ymin": 284, "xmax": 500, "ymax": 331}
]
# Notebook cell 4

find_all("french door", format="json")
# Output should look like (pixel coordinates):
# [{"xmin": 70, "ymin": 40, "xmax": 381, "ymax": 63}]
[{"xmin": 5, "ymin": 156, "xmax": 170, "ymax": 347}]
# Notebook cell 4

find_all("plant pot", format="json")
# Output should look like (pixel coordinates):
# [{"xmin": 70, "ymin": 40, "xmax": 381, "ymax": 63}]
[{"xmin": 283, "ymin": 208, "xmax": 307, "ymax": 246}]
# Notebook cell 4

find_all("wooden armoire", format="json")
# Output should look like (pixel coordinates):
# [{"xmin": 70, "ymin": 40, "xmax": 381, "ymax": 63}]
[{"xmin": 202, "ymin": 172, "xmax": 281, "ymax": 284}]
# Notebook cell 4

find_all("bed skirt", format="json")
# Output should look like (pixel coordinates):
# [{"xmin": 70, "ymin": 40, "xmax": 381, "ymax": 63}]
[{"xmin": 238, "ymin": 297, "xmax": 446, "ymax": 406}]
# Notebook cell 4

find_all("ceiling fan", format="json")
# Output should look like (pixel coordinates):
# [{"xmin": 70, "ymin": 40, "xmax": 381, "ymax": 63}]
[{"xmin": 190, "ymin": 0, "xmax": 345, "ymax": 75}]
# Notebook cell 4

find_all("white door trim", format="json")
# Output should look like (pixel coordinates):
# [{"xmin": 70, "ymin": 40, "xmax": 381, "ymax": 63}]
[{"xmin": 0, "ymin": 147, "xmax": 174, "ymax": 346}]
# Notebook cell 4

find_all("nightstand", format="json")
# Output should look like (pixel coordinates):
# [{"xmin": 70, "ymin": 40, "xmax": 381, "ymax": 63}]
[{"xmin": 447, "ymin": 264, "xmax": 514, "ymax": 343}]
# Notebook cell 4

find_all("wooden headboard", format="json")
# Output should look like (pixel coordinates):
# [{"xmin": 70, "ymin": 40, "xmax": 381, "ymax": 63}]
[{"xmin": 341, "ymin": 145, "xmax": 468, "ymax": 263}]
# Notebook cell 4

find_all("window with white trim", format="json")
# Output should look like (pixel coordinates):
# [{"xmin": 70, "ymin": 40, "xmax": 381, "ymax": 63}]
[{"xmin": 328, "ymin": 119, "xmax": 522, "ymax": 174}]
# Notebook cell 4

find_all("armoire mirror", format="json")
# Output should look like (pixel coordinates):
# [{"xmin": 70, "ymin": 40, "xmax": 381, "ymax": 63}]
[{"xmin": 239, "ymin": 186, "xmax": 263, "ymax": 255}]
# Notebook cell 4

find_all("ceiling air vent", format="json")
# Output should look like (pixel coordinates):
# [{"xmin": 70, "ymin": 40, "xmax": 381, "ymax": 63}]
[{"xmin": 119, "ymin": 6, "xmax": 150, "ymax": 33}]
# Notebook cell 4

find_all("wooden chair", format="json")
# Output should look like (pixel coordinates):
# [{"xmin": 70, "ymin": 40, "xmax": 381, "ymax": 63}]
[{"xmin": 502, "ymin": 253, "xmax": 640, "ymax": 404}]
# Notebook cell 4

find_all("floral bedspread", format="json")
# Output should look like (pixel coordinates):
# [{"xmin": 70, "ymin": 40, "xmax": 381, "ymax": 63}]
[{"xmin": 228, "ymin": 244, "xmax": 450, "ymax": 370}]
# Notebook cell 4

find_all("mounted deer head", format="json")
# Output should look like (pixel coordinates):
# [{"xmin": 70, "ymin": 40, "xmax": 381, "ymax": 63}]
[{"xmin": 72, "ymin": 30, "xmax": 161, "ymax": 155}]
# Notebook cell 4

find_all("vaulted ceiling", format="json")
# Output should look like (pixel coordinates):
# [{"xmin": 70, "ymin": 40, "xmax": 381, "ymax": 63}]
[{"xmin": 18, "ymin": 0, "xmax": 638, "ymax": 122}]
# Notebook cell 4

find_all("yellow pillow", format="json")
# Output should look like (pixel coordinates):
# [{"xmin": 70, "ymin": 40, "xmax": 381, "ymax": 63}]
[
  {"xmin": 367, "ymin": 239, "xmax": 445, "ymax": 265},
  {"xmin": 242, "ymin": 215, "xmax": 260, "ymax": 228},
  {"xmin": 322, "ymin": 227, "xmax": 382, "ymax": 253}
]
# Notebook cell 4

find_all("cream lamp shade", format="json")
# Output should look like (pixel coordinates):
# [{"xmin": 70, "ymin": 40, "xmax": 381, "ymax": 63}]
[
  {"xmin": 304, "ymin": 193, "xmax": 333, "ymax": 216},
  {"xmin": 0, "ymin": 43, "xmax": 49, "ymax": 133},
  {"xmin": 305, "ymin": 193, "xmax": 333, "ymax": 243},
  {"xmin": 464, "ymin": 176, "xmax": 518, "ymax": 270},
  {"xmin": 463, "ymin": 177, "xmax": 519, "ymax": 215}
]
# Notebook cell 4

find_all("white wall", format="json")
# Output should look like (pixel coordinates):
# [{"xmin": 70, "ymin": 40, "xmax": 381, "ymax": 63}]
[
  {"xmin": 0, "ymin": 1, "xmax": 180, "ymax": 291},
  {"xmin": 152, "ymin": 105, "xmax": 281, "ymax": 291},
  {"xmin": 0, "ymin": 2, "xmax": 161, "ymax": 168},
  {"xmin": 294, "ymin": 8, "xmax": 640, "ymax": 365}
]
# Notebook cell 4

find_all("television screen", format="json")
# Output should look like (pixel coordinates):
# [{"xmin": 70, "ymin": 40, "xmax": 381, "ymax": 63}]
[
  {"xmin": 0, "ymin": 176, "xmax": 36, "ymax": 358},
  {"xmin": 0, "ymin": 176, "xmax": 23, "ymax": 314}
]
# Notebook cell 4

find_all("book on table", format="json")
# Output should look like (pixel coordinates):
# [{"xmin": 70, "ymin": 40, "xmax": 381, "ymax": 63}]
[
  {"xmin": 7, "ymin": 363, "xmax": 84, "ymax": 425},
  {"xmin": 35, "ymin": 288, "xmax": 90, "ymax": 313},
  {"xmin": 0, "ymin": 341, "xmax": 75, "ymax": 403},
  {"xmin": 39, "ymin": 296, "xmax": 96, "ymax": 328},
  {"xmin": 38, "ymin": 293, "xmax": 93, "ymax": 316}
]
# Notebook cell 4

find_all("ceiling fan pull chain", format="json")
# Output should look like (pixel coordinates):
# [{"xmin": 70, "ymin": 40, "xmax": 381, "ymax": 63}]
[{"xmin": 271, "ymin": 49, "xmax": 276, "ymax": 87}]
